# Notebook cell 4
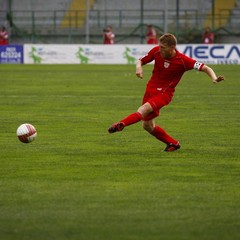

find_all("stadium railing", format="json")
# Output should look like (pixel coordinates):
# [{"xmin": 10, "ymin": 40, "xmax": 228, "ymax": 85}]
[{"xmin": 0, "ymin": 9, "xmax": 240, "ymax": 44}]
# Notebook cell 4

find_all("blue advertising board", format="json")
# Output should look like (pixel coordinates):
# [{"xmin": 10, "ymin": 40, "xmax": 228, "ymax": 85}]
[{"xmin": 0, "ymin": 45, "xmax": 23, "ymax": 64}]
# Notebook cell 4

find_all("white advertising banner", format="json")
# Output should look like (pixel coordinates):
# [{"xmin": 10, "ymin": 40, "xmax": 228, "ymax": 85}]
[
  {"xmin": 178, "ymin": 44, "xmax": 240, "ymax": 65},
  {"xmin": 24, "ymin": 44, "xmax": 240, "ymax": 64},
  {"xmin": 24, "ymin": 44, "xmax": 150, "ymax": 64}
]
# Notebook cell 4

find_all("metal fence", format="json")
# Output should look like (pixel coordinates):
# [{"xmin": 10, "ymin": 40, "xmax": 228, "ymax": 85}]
[{"xmin": 0, "ymin": 9, "xmax": 239, "ymax": 44}]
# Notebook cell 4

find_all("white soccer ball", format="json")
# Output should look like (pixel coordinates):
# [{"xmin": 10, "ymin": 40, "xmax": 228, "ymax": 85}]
[{"xmin": 16, "ymin": 123, "xmax": 37, "ymax": 143}]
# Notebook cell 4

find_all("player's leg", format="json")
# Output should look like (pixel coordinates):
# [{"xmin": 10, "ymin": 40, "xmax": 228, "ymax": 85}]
[
  {"xmin": 142, "ymin": 119, "xmax": 180, "ymax": 152},
  {"xmin": 141, "ymin": 93, "xmax": 180, "ymax": 151},
  {"xmin": 108, "ymin": 102, "xmax": 152, "ymax": 133}
]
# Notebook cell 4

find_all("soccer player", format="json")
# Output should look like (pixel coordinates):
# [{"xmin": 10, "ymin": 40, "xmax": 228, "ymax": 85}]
[
  {"xmin": 0, "ymin": 26, "xmax": 9, "ymax": 45},
  {"xmin": 103, "ymin": 26, "xmax": 115, "ymax": 44},
  {"xmin": 202, "ymin": 27, "xmax": 215, "ymax": 44},
  {"xmin": 146, "ymin": 25, "xmax": 158, "ymax": 44},
  {"xmin": 108, "ymin": 33, "xmax": 224, "ymax": 152}
]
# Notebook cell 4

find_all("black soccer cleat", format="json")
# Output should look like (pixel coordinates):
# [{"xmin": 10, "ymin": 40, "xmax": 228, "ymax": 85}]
[
  {"xmin": 108, "ymin": 122, "xmax": 125, "ymax": 133},
  {"xmin": 164, "ymin": 142, "xmax": 181, "ymax": 152}
]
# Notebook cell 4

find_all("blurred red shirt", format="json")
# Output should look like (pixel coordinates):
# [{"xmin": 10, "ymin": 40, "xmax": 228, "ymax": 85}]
[
  {"xmin": 146, "ymin": 26, "xmax": 158, "ymax": 44},
  {"xmin": 202, "ymin": 29, "xmax": 214, "ymax": 44},
  {"xmin": 103, "ymin": 31, "xmax": 115, "ymax": 44},
  {"xmin": 0, "ymin": 29, "xmax": 8, "ymax": 45}
]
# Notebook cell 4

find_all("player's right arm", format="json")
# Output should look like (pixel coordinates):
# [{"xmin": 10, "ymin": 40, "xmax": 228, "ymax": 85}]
[
  {"xmin": 136, "ymin": 60, "xmax": 143, "ymax": 79},
  {"xmin": 136, "ymin": 46, "xmax": 159, "ymax": 79}
]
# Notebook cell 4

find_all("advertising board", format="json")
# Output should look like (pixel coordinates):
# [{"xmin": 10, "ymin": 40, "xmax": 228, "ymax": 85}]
[
  {"xmin": 0, "ymin": 45, "xmax": 23, "ymax": 64},
  {"xmin": 23, "ymin": 44, "xmax": 240, "ymax": 65}
]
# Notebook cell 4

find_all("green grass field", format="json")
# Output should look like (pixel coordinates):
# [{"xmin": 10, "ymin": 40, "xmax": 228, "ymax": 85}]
[{"xmin": 0, "ymin": 64, "xmax": 239, "ymax": 240}]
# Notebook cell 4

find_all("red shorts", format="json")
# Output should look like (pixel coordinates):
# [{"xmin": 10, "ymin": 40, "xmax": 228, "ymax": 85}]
[{"xmin": 142, "ymin": 88, "xmax": 173, "ymax": 121}]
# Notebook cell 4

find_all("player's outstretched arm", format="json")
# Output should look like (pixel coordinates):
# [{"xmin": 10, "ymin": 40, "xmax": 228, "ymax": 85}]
[
  {"xmin": 136, "ymin": 60, "xmax": 143, "ymax": 79},
  {"xmin": 201, "ymin": 65, "xmax": 225, "ymax": 83}
]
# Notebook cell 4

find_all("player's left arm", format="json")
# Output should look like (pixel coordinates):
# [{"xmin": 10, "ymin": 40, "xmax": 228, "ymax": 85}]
[{"xmin": 200, "ymin": 65, "xmax": 225, "ymax": 84}]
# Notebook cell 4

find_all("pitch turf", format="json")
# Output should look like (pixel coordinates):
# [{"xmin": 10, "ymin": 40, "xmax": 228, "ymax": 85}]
[{"xmin": 0, "ymin": 64, "xmax": 239, "ymax": 240}]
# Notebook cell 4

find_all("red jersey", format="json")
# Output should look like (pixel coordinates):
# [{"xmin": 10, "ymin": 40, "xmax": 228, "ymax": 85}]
[
  {"xmin": 146, "ymin": 28, "xmax": 158, "ymax": 44},
  {"xmin": 140, "ymin": 46, "xmax": 204, "ymax": 94},
  {"xmin": 103, "ymin": 31, "xmax": 115, "ymax": 44},
  {"xmin": 202, "ymin": 32, "xmax": 214, "ymax": 44},
  {"xmin": 0, "ymin": 30, "xmax": 8, "ymax": 45}
]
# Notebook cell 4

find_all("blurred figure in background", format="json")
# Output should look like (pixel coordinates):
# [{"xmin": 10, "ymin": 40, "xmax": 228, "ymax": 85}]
[
  {"xmin": 0, "ymin": 26, "xmax": 9, "ymax": 45},
  {"xmin": 146, "ymin": 25, "xmax": 158, "ymax": 44},
  {"xmin": 103, "ymin": 26, "xmax": 115, "ymax": 44},
  {"xmin": 202, "ymin": 27, "xmax": 214, "ymax": 44}
]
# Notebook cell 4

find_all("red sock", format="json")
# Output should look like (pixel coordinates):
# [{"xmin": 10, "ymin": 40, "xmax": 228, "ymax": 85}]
[
  {"xmin": 150, "ymin": 125, "xmax": 178, "ymax": 145},
  {"xmin": 120, "ymin": 112, "xmax": 142, "ymax": 127}
]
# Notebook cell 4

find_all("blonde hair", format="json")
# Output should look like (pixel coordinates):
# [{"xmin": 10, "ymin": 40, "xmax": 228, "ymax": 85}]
[{"xmin": 159, "ymin": 33, "xmax": 177, "ymax": 47}]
